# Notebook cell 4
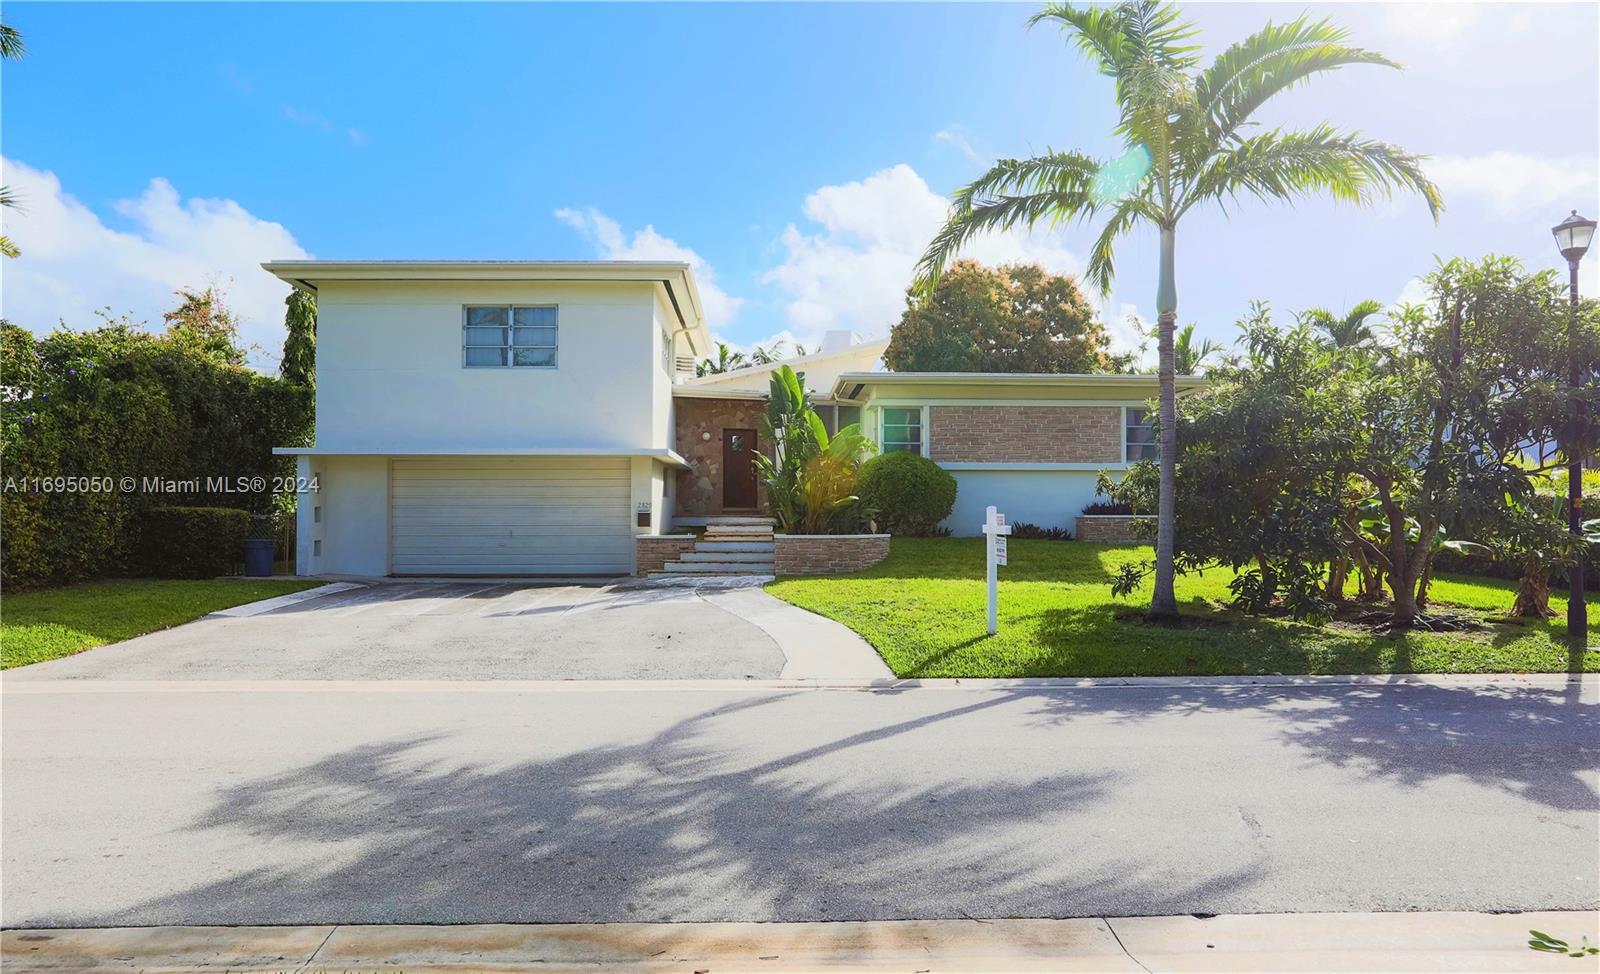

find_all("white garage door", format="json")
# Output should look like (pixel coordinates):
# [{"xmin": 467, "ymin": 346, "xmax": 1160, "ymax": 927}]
[{"xmin": 390, "ymin": 457, "xmax": 633, "ymax": 575}]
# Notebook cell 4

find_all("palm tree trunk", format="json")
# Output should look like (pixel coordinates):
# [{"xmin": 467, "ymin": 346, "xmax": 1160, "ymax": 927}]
[{"xmin": 1149, "ymin": 226, "xmax": 1180, "ymax": 620}]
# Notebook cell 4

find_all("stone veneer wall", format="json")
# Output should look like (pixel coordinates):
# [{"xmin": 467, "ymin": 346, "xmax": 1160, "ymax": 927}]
[
  {"xmin": 930, "ymin": 405, "xmax": 1122, "ymax": 463},
  {"xmin": 774, "ymin": 534, "xmax": 891, "ymax": 575},
  {"xmin": 673, "ymin": 396, "xmax": 772, "ymax": 516},
  {"xmin": 1074, "ymin": 515, "xmax": 1152, "ymax": 543},
  {"xmin": 635, "ymin": 534, "xmax": 698, "ymax": 576}
]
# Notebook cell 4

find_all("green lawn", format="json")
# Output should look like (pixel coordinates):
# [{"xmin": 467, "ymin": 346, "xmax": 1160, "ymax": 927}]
[
  {"xmin": 1, "ymin": 578, "xmax": 323, "ymax": 669},
  {"xmin": 767, "ymin": 538, "xmax": 1600, "ymax": 678}
]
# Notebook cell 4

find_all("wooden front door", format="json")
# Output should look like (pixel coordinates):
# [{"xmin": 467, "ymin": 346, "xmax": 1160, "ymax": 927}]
[{"xmin": 722, "ymin": 428, "xmax": 758, "ymax": 510}]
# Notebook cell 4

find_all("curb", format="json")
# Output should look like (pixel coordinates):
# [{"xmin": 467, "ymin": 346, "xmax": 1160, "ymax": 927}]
[
  {"xmin": 4, "ymin": 673, "xmax": 1594, "ymax": 695},
  {"xmin": 5, "ymin": 911, "xmax": 1595, "ymax": 973}
]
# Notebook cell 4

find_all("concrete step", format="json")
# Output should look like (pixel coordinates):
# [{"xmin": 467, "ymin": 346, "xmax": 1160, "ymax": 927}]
[
  {"xmin": 658, "ymin": 561, "xmax": 775, "ymax": 574},
  {"xmin": 692, "ymin": 541, "xmax": 774, "ymax": 553},
  {"xmin": 680, "ymin": 550, "xmax": 773, "ymax": 563},
  {"xmin": 704, "ymin": 525, "xmax": 775, "ymax": 537},
  {"xmin": 674, "ymin": 515, "xmax": 775, "ymax": 528}
]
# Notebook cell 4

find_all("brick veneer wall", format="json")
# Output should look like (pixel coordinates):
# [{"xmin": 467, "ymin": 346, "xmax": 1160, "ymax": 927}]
[
  {"xmin": 1074, "ymin": 515, "xmax": 1152, "ymax": 543},
  {"xmin": 930, "ymin": 405, "xmax": 1122, "ymax": 463},
  {"xmin": 774, "ymin": 534, "xmax": 891, "ymax": 575},
  {"xmin": 674, "ymin": 396, "xmax": 772, "ymax": 516},
  {"xmin": 635, "ymin": 534, "xmax": 698, "ymax": 576}
]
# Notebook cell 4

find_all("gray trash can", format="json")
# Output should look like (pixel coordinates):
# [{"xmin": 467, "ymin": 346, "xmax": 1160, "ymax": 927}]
[{"xmin": 243, "ymin": 538, "xmax": 275, "ymax": 577}]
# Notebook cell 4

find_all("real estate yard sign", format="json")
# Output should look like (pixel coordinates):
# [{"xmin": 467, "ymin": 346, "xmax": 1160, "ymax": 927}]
[{"xmin": 982, "ymin": 506, "xmax": 1011, "ymax": 635}]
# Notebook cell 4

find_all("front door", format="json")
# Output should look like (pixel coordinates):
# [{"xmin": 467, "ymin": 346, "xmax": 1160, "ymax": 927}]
[{"xmin": 722, "ymin": 428, "xmax": 758, "ymax": 510}]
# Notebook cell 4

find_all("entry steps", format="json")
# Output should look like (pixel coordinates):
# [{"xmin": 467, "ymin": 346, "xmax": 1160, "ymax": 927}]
[{"xmin": 655, "ymin": 517, "xmax": 775, "ymax": 576}]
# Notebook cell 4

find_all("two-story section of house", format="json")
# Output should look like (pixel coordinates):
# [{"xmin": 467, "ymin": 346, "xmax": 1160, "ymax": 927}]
[
  {"xmin": 267, "ymin": 259, "xmax": 1197, "ymax": 578},
  {"xmin": 265, "ymin": 260, "xmax": 709, "ymax": 578}
]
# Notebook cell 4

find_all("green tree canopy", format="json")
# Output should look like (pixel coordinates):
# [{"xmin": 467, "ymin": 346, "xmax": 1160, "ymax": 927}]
[
  {"xmin": 280, "ymin": 289, "xmax": 317, "ymax": 388},
  {"xmin": 885, "ymin": 260, "xmax": 1122, "ymax": 373}
]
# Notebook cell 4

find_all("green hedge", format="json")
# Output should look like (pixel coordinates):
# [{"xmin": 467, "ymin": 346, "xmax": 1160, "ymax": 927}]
[
  {"xmin": 0, "ymin": 321, "xmax": 311, "ymax": 588},
  {"xmin": 856, "ymin": 451, "xmax": 958, "ymax": 535},
  {"xmin": 136, "ymin": 507, "xmax": 251, "ymax": 579}
]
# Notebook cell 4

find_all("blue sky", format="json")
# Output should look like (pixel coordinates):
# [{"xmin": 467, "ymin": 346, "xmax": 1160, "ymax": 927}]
[{"xmin": 3, "ymin": 2, "xmax": 1597, "ymax": 368}]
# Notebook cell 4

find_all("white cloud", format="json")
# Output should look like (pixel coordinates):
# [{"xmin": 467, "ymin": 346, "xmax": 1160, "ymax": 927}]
[
  {"xmin": 0, "ymin": 157, "xmax": 310, "ymax": 369},
  {"xmin": 1429, "ymin": 152, "xmax": 1599, "ymax": 219},
  {"xmin": 762, "ymin": 163, "xmax": 1108, "ymax": 347},
  {"xmin": 934, "ymin": 126, "xmax": 980, "ymax": 163},
  {"xmin": 554, "ymin": 207, "xmax": 743, "ymax": 330},
  {"xmin": 283, "ymin": 105, "xmax": 367, "ymax": 146}
]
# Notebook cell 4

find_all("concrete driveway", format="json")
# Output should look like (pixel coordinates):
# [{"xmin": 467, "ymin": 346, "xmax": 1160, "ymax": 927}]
[{"xmin": 5, "ymin": 580, "xmax": 845, "ymax": 681}]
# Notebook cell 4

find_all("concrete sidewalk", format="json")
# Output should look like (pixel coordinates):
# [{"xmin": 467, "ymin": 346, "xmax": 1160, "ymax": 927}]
[{"xmin": 4, "ymin": 911, "xmax": 1595, "ymax": 972}]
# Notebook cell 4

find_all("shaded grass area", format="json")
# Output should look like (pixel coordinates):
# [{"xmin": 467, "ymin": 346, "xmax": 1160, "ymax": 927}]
[
  {"xmin": 767, "ymin": 538, "xmax": 1600, "ymax": 678},
  {"xmin": 1, "ymin": 578, "xmax": 322, "ymax": 669}
]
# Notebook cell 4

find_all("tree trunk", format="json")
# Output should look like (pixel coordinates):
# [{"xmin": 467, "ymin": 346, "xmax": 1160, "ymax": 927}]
[
  {"xmin": 1512, "ymin": 564, "xmax": 1554, "ymax": 618},
  {"xmin": 1327, "ymin": 555, "xmax": 1349, "ymax": 602},
  {"xmin": 1149, "ymin": 226, "xmax": 1180, "ymax": 620}
]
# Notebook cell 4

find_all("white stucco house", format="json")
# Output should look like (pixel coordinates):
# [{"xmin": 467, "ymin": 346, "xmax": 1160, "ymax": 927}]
[{"xmin": 265, "ymin": 259, "xmax": 1194, "ymax": 578}]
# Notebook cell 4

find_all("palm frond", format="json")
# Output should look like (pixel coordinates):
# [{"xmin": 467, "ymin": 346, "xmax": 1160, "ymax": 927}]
[
  {"xmin": 1196, "ymin": 16, "xmax": 1398, "ymax": 144},
  {"xmin": 1182, "ymin": 124, "xmax": 1442, "ymax": 220},
  {"xmin": 949, "ymin": 152, "xmax": 1100, "ymax": 216},
  {"xmin": 0, "ymin": 22, "xmax": 24, "ymax": 61},
  {"xmin": 917, "ymin": 153, "xmax": 1101, "ymax": 292},
  {"xmin": 1027, "ymin": 2, "xmax": 1129, "ymax": 76},
  {"xmin": 1086, "ymin": 194, "xmax": 1157, "ymax": 296},
  {"xmin": 0, "ymin": 235, "xmax": 18, "ymax": 260}
]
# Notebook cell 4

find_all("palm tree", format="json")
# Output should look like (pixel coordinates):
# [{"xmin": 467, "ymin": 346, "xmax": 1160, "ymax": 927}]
[
  {"xmin": 696, "ymin": 341, "xmax": 748, "ymax": 376},
  {"xmin": 0, "ymin": 18, "xmax": 24, "ymax": 260},
  {"xmin": 1172, "ymin": 322, "xmax": 1222, "ymax": 374},
  {"xmin": 1300, "ymin": 299, "xmax": 1384, "ymax": 349},
  {"xmin": 915, "ymin": 1, "xmax": 1440, "ymax": 619}
]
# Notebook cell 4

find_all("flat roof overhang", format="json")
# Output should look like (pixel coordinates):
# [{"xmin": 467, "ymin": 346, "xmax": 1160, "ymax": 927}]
[
  {"xmin": 272, "ymin": 446, "xmax": 690, "ymax": 468},
  {"xmin": 829, "ymin": 371, "xmax": 1209, "ymax": 400},
  {"xmin": 259, "ymin": 260, "xmax": 710, "ymax": 356}
]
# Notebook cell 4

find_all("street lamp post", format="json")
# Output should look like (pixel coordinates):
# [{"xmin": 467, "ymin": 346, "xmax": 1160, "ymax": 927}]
[{"xmin": 1552, "ymin": 209, "xmax": 1596, "ymax": 640}]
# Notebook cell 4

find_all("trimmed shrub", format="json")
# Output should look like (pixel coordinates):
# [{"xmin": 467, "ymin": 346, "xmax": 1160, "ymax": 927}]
[
  {"xmin": 1011, "ymin": 521, "xmax": 1073, "ymax": 541},
  {"xmin": 136, "ymin": 507, "xmax": 251, "ymax": 579},
  {"xmin": 856, "ymin": 452, "xmax": 957, "ymax": 535},
  {"xmin": 1, "ymin": 319, "xmax": 311, "ymax": 587},
  {"xmin": 1082, "ymin": 500, "xmax": 1134, "ymax": 515}
]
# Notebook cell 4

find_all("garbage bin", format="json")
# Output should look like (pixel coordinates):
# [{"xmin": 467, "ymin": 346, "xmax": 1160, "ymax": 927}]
[{"xmin": 243, "ymin": 538, "xmax": 275, "ymax": 577}]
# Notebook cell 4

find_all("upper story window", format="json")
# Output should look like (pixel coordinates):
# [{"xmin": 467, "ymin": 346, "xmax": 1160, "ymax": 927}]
[
  {"xmin": 881, "ymin": 406, "xmax": 923, "ymax": 454},
  {"xmin": 463, "ymin": 306, "xmax": 558, "ymax": 368},
  {"xmin": 1125, "ymin": 406, "xmax": 1158, "ymax": 462}
]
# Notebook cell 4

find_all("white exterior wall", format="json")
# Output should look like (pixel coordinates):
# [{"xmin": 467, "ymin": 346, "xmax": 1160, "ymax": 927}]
[
  {"xmin": 314, "ymin": 280, "xmax": 659, "ymax": 450},
  {"xmin": 299, "ymin": 454, "xmax": 390, "ymax": 576},
  {"xmin": 942, "ymin": 470, "xmax": 1104, "ymax": 536}
]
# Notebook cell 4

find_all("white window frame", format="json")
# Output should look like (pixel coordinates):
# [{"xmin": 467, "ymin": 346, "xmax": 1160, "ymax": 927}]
[
  {"xmin": 1123, "ymin": 405, "xmax": 1158, "ymax": 462},
  {"xmin": 462, "ymin": 304, "xmax": 559, "ymax": 369},
  {"xmin": 877, "ymin": 404, "xmax": 928, "ymax": 457}
]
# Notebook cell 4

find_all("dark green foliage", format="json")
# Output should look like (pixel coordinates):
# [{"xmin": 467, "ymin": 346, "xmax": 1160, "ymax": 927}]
[
  {"xmin": 1010, "ymin": 521, "xmax": 1072, "ymax": 541},
  {"xmin": 886, "ymin": 261, "xmax": 1125, "ymax": 374},
  {"xmin": 280, "ymin": 289, "xmax": 317, "ymax": 388},
  {"xmin": 135, "ymin": 507, "xmax": 251, "ymax": 579},
  {"xmin": 855, "ymin": 452, "xmax": 957, "ymax": 535},
  {"xmin": 1082, "ymin": 500, "xmax": 1134, "ymax": 515},
  {"xmin": 0, "ymin": 315, "xmax": 312, "ymax": 588}
]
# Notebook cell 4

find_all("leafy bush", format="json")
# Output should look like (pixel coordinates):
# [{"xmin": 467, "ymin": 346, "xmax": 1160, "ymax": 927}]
[
  {"xmin": 1011, "ymin": 521, "xmax": 1073, "ymax": 541},
  {"xmin": 755, "ymin": 365, "xmax": 875, "ymax": 533},
  {"xmin": 1081, "ymin": 501, "xmax": 1134, "ymax": 516},
  {"xmin": 1, "ymin": 315, "xmax": 312, "ymax": 588},
  {"xmin": 135, "ymin": 507, "xmax": 251, "ymax": 579},
  {"xmin": 856, "ymin": 452, "xmax": 957, "ymax": 535}
]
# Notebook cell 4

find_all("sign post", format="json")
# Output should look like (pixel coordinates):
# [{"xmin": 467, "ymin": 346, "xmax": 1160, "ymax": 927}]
[{"xmin": 981, "ymin": 505, "xmax": 1011, "ymax": 635}]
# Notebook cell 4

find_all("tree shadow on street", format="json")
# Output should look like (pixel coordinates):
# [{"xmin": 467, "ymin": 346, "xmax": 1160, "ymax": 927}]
[{"xmin": 106, "ymin": 691, "xmax": 1263, "ymax": 927}]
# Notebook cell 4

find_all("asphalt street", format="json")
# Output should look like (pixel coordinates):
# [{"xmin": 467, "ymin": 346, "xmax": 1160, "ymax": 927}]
[{"xmin": 3, "ymin": 678, "xmax": 1595, "ymax": 927}]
